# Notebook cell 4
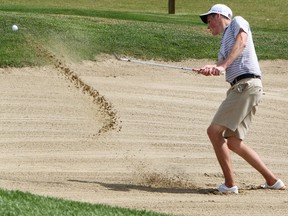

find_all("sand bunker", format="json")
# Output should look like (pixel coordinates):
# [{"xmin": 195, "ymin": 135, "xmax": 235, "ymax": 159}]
[{"xmin": 0, "ymin": 55, "xmax": 287, "ymax": 215}]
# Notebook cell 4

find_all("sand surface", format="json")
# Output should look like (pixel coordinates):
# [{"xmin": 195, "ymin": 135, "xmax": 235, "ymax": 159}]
[{"xmin": 0, "ymin": 55, "xmax": 287, "ymax": 216}]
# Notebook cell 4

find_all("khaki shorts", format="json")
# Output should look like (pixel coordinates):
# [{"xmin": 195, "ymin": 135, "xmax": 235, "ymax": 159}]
[{"xmin": 212, "ymin": 78, "xmax": 263, "ymax": 140}]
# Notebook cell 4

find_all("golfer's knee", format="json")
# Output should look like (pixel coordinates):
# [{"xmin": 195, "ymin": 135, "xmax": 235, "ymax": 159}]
[
  {"xmin": 227, "ymin": 142, "xmax": 237, "ymax": 151},
  {"xmin": 207, "ymin": 124, "xmax": 222, "ymax": 141},
  {"xmin": 207, "ymin": 125, "xmax": 214, "ymax": 138},
  {"xmin": 227, "ymin": 137, "xmax": 242, "ymax": 152}
]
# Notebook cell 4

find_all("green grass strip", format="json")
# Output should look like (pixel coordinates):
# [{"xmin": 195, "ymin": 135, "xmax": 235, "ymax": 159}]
[{"xmin": 0, "ymin": 188, "xmax": 171, "ymax": 216}]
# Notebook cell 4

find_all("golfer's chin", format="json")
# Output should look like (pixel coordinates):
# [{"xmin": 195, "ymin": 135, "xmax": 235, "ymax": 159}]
[{"xmin": 210, "ymin": 30, "xmax": 219, "ymax": 36}]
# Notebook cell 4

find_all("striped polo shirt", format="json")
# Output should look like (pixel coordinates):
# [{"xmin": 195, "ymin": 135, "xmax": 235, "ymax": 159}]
[{"xmin": 218, "ymin": 16, "xmax": 261, "ymax": 83}]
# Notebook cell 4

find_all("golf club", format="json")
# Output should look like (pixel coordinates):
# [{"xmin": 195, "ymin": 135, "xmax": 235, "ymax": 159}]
[
  {"xmin": 113, "ymin": 53, "xmax": 225, "ymax": 75},
  {"xmin": 114, "ymin": 53, "xmax": 194, "ymax": 71}
]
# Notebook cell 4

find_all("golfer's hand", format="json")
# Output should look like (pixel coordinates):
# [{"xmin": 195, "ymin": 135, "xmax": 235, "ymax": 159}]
[{"xmin": 193, "ymin": 65, "xmax": 225, "ymax": 76}]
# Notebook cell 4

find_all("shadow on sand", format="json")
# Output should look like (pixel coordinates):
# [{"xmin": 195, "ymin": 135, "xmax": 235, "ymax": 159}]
[{"xmin": 67, "ymin": 179, "xmax": 219, "ymax": 195}]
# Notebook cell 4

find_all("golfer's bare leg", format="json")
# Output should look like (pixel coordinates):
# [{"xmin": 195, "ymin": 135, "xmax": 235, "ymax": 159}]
[
  {"xmin": 227, "ymin": 137, "xmax": 278, "ymax": 186},
  {"xmin": 207, "ymin": 124, "xmax": 235, "ymax": 188}
]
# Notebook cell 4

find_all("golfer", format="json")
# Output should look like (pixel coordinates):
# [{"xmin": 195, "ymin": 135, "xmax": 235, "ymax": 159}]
[{"xmin": 193, "ymin": 4, "xmax": 285, "ymax": 193}]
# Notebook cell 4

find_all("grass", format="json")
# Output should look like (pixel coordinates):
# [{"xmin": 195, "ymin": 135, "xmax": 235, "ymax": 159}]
[
  {"xmin": 0, "ymin": 0, "xmax": 287, "ymax": 67},
  {"xmin": 0, "ymin": 0, "xmax": 287, "ymax": 215},
  {"xmin": 0, "ymin": 188, "xmax": 170, "ymax": 216}
]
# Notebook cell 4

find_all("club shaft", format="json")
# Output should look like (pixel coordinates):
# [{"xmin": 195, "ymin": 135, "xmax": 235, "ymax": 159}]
[
  {"xmin": 119, "ymin": 57, "xmax": 193, "ymax": 71},
  {"xmin": 114, "ymin": 54, "xmax": 225, "ymax": 75}
]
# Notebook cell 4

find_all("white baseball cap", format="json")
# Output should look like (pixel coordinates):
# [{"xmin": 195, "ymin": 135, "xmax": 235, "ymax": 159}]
[{"xmin": 200, "ymin": 4, "xmax": 233, "ymax": 24}]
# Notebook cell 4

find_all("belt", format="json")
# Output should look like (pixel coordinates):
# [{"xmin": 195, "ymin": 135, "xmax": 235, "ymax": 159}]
[{"xmin": 230, "ymin": 74, "xmax": 261, "ymax": 86}]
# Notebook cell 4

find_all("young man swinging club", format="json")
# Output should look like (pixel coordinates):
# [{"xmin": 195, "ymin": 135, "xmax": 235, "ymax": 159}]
[{"xmin": 193, "ymin": 4, "xmax": 285, "ymax": 193}]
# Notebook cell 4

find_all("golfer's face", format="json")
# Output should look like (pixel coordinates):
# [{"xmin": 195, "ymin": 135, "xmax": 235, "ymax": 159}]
[{"xmin": 207, "ymin": 15, "xmax": 219, "ymax": 35}]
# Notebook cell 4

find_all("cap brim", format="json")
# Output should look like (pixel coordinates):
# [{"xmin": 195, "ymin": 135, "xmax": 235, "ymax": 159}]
[
  {"xmin": 200, "ymin": 15, "xmax": 208, "ymax": 24},
  {"xmin": 199, "ymin": 13, "xmax": 209, "ymax": 24}
]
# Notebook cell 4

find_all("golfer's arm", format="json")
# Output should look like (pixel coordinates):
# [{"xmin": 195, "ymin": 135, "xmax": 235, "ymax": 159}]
[{"xmin": 218, "ymin": 29, "xmax": 247, "ymax": 69}]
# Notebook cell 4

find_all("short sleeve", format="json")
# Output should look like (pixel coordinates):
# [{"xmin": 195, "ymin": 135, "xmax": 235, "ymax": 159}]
[{"xmin": 232, "ymin": 16, "xmax": 250, "ymax": 38}]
